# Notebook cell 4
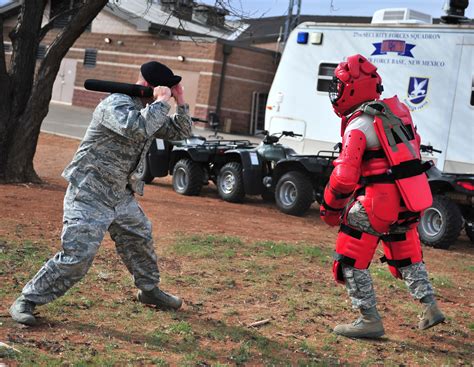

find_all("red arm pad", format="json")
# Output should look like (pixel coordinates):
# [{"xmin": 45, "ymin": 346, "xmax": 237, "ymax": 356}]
[
  {"xmin": 320, "ymin": 129, "xmax": 366, "ymax": 226},
  {"xmin": 326, "ymin": 129, "xmax": 366, "ymax": 207}
]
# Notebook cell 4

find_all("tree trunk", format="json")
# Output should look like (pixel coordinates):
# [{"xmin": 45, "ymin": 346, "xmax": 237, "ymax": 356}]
[{"xmin": 0, "ymin": 0, "xmax": 108, "ymax": 184}]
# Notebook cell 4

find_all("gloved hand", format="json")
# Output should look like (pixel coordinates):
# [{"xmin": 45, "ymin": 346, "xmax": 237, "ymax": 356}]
[{"xmin": 320, "ymin": 204, "xmax": 342, "ymax": 226}]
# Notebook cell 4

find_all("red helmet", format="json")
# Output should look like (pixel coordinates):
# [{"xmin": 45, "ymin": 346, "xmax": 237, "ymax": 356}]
[{"xmin": 329, "ymin": 54, "xmax": 383, "ymax": 116}]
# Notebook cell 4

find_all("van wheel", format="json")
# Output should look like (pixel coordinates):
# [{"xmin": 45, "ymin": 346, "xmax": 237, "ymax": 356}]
[
  {"xmin": 217, "ymin": 162, "xmax": 245, "ymax": 203},
  {"xmin": 418, "ymin": 195, "xmax": 463, "ymax": 249},
  {"xmin": 275, "ymin": 171, "xmax": 313, "ymax": 216},
  {"xmin": 136, "ymin": 160, "xmax": 154, "ymax": 184},
  {"xmin": 172, "ymin": 159, "xmax": 204, "ymax": 196}
]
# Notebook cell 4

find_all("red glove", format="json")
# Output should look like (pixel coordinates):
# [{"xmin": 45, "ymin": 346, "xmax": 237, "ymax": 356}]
[{"xmin": 320, "ymin": 204, "xmax": 342, "ymax": 226}]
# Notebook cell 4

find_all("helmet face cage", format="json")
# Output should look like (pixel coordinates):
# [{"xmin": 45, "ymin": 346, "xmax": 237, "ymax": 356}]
[{"xmin": 329, "ymin": 76, "xmax": 344, "ymax": 105}]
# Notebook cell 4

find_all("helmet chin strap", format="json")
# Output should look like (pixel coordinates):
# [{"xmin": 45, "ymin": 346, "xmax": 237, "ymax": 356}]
[{"xmin": 340, "ymin": 115, "xmax": 349, "ymax": 137}]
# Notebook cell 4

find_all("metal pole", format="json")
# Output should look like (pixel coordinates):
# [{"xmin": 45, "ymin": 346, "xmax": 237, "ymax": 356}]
[
  {"xmin": 283, "ymin": 0, "xmax": 295, "ymax": 44},
  {"xmin": 294, "ymin": 0, "xmax": 302, "ymax": 29},
  {"xmin": 283, "ymin": 0, "xmax": 302, "ymax": 46}
]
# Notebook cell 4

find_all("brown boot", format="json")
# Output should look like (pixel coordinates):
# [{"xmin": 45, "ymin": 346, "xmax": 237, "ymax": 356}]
[
  {"xmin": 418, "ymin": 303, "xmax": 445, "ymax": 330},
  {"xmin": 137, "ymin": 287, "xmax": 182, "ymax": 310},
  {"xmin": 334, "ymin": 315, "xmax": 385, "ymax": 338}
]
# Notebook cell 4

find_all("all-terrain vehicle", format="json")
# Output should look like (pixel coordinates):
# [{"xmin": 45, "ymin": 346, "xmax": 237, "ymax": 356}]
[
  {"xmin": 138, "ymin": 135, "xmax": 256, "ymax": 196},
  {"xmin": 214, "ymin": 131, "xmax": 337, "ymax": 216},
  {"xmin": 417, "ymin": 145, "xmax": 474, "ymax": 249},
  {"xmin": 213, "ymin": 130, "xmax": 300, "ymax": 203}
]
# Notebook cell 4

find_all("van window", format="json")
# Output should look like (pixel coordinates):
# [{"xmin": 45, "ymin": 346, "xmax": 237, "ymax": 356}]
[{"xmin": 317, "ymin": 63, "xmax": 337, "ymax": 92}]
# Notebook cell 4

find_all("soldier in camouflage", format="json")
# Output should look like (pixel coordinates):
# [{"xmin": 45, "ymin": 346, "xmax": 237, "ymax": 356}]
[{"xmin": 10, "ymin": 61, "xmax": 192, "ymax": 326}]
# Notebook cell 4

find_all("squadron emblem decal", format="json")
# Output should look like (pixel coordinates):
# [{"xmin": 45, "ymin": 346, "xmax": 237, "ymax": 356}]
[{"xmin": 404, "ymin": 77, "xmax": 430, "ymax": 111}]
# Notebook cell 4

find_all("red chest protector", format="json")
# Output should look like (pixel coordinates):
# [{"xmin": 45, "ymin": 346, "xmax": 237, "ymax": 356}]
[{"xmin": 360, "ymin": 96, "xmax": 433, "ymax": 212}]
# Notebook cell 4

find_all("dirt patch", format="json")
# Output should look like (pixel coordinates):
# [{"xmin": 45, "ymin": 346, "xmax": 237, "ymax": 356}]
[{"xmin": 0, "ymin": 133, "xmax": 473, "ymax": 366}]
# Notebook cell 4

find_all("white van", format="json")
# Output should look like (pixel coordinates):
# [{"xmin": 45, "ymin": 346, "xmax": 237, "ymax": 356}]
[{"xmin": 265, "ymin": 9, "xmax": 474, "ymax": 173}]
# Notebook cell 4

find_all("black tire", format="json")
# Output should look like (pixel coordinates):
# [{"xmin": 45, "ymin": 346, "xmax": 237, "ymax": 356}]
[
  {"xmin": 136, "ymin": 160, "xmax": 154, "ymax": 184},
  {"xmin": 275, "ymin": 171, "xmax": 313, "ymax": 216},
  {"xmin": 172, "ymin": 159, "xmax": 204, "ymax": 196},
  {"xmin": 465, "ymin": 222, "xmax": 474, "ymax": 243},
  {"xmin": 217, "ymin": 162, "xmax": 245, "ymax": 203},
  {"xmin": 418, "ymin": 195, "xmax": 463, "ymax": 249}
]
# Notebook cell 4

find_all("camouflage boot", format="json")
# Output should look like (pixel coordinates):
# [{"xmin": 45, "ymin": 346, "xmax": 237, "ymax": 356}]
[
  {"xmin": 9, "ymin": 295, "xmax": 37, "ymax": 326},
  {"xmin": 334, "ymin": 307, "xmax": 385, "ymax": 338},
  {"xmin": 137, "ymin": 287, "xmax": 182, "ymax": 310},
  {"xmin": 418, "ymin": 301, "xmax": 445, "ymax": 330}
]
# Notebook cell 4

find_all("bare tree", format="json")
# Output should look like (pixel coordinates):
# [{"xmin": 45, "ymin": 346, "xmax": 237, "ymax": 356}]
[{"xmin": 0, "ymin": 0, "xmax": 108, "ymax": 183}]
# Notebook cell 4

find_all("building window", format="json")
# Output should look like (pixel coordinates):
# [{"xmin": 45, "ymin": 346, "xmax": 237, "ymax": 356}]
[
  {"xmin": 250, "ymin": 92, "xmax": 268, "ymax": 133},
  {"xmin": 83, "ymin": 48, "xmax": 97, "ymax": 68},
  {"xmin": 317, "ymin": 63, "xmax": 337, "ymax": 92},
  {"xmin": 36, "ymin": 44, "xmax": 47, "ymax": 59}
]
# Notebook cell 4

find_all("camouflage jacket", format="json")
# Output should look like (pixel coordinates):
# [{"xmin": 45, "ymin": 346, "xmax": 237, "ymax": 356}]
[{"xmin": 62, "ymin": 93, "xmax": 192, "ymax": 207}]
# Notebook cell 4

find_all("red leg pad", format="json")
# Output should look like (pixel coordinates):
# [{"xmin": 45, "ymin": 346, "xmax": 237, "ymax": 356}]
[
  {"xmin": 381, "ymin": 228, "xmax": 423, "ymax": 279},
  {"xmin": 335, "ymin": 225, "xmax": 379, "ymax": 270}
]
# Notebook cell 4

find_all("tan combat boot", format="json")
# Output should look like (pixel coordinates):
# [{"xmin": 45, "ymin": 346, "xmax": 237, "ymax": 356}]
[
  {"xmin": 418, "ymin": 302, "xmax": 445, "ymax": 330},
  {"xmin": 334, "ymin": 307, "xmax": 385, "ymax": 338}
]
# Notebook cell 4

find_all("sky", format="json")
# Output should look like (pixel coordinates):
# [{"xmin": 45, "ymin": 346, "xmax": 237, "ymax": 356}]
[
  {"xmin": 202, "ymin": 0, "xmax": 474, "ymax": 19},
  {"xmin": 0, "ymin": 0, "xmax": 472, "ymax": 19}
]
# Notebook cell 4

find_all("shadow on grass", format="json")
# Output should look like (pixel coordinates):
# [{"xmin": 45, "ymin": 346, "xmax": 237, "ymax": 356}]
[{"xmin": 31, "ymin": 313, "xmax": 339, "ymax": 366}]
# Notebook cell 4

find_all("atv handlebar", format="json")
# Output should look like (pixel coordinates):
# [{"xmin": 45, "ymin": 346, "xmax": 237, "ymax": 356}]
[
  {"xmin": 262, "ymin": 130, "xmax": 302, "ymax": 144},
  {"xmin": 191, "ymin": 117, "xmax": 208, "ymax": 123},
  {"xmin": 420, "ymin": 144, "xmax": 442, "ymax": 154},
  {"xmin": 281, "ymin": 131, "xmax": 303, "ymax": 138}
]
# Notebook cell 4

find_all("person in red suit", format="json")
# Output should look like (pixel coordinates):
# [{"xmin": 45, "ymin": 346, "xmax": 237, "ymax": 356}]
[{"xmin": 320, "ymin": 54, "xmax": 445, "ymax": 338}]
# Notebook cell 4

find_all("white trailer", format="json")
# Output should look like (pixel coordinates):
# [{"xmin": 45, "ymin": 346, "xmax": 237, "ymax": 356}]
[{"xmin": 265, "ymin": 9, "xmax": 474, "ymax": 173}]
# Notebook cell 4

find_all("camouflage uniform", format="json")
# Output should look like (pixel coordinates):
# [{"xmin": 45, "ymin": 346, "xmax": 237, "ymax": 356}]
[{"xmin": 22, "ymin": 94, "xmax": 192, "ymax": 305}]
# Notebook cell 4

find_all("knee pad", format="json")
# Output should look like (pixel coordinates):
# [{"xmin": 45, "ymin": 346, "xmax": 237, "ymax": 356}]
[
  {"xmin": 333, "ymin": 224, "xmax": 379, "ymax": 284},
  {"xmin": 380, "ymin": 228, "xmax": 423, "ymax": 279}
]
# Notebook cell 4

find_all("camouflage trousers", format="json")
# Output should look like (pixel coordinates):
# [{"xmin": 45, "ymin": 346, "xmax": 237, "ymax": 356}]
[
  {"xmin": 22, "ymin": 184, "xmax": 160, "ymax": 305},
  {"xmin": 341, "ymin": 201, "xmax": 434, "ymax": 310}
]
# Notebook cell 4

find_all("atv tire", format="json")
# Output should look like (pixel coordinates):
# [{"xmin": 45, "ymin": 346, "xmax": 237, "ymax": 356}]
[
  {"xmin": 172, "ymin": 159, "xmax": 204, "ymax": 196},
  {"xmin": 275, "ymin": 171, "xmax": 313, "ymax": 216},
  {"xmin": 136, "ymin": 160, "xmax": 154, "ymax": 184},
  {"xmin": 418, "ymin": 195, "xmax": 463, "ymax": 249},
  {"xmin": 217, "ymin": 162, "xmax": 245, "ymax": 203}
]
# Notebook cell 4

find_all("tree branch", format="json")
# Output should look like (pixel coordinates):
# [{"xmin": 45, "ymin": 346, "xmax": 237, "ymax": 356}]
[
  {"xmin": 28, "ymin": 0, "xmax": 108, "ymax": 121},
  {"xmin": 0, "ymin": 17, "xmax": 7, "ymax": 77},
  {"xmin": 37, "ymin": 0, "xmax": 108, "ymax": 84},
  {"xmin": 38, "ymin": 5, "xmax": 82, "ymax": 43},
  {"xmin": 9, "ymin": 0, "xmax": 47, "ymax": 117}
]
